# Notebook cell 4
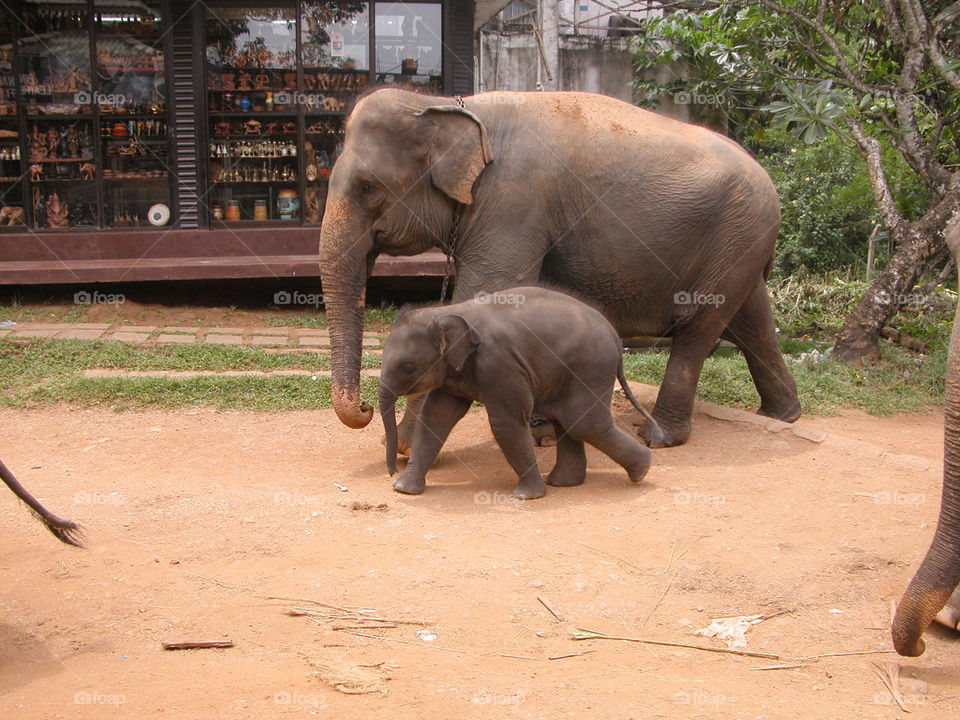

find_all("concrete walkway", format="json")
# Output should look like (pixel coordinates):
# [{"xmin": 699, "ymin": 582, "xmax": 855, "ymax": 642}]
[{"xmin": 0, "ymin": 322, "xmax": 384, "ymax": 351}]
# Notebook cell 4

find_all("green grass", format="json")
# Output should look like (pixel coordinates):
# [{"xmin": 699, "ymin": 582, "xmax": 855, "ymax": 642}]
[
  {"xmin": 0, "ymin": 338, "xmax": 365, "ymax": 411},
  {"xmin": 623, "ymin": 337, "xmax": 946, "ymax": 416},
  {"xmin": 1, "ymin": 273, "xmax": 951, "ymax": 415}
]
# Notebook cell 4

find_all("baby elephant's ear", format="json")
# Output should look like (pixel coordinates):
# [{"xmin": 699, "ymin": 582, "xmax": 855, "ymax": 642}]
[{"xmin": 433, "ymin": 314, "xmax": 481, "ymax": 373}]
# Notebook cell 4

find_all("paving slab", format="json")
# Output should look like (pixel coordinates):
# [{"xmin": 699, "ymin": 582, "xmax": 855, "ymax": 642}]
[
  {"xmin": 362, "ymin": 337, "xmax": 382, "ymax": 347},
  {"xmin": 298, "ymin": 336, "xmax": 328, "ymax": 347},
  {"xmin": 248, "ymin": 327, "xmax": 289, "ymax": 336},
  {"xmin": 114, "ymin": 325, "xmax": 158, "ymax": 333},
  {"xmin": 161, "ymin": 326, "xmax": 199, "ymax": 334},
  {"xmin": 10, "ymin": 328, "xmax": 59, "ymax": 338},
  {"xmin": 200, "ymin": 326, "xmax": 245, "ymax": 335},
  {"xmin": 109, "ymin": 332, "xmax": 151, "ymax": 343},
  {"xmin": 0, "ymin": 328, "xmax": 12, "ymax": 337},
  {"xmin": 250, "ymin": 335, "xmax": 289, "ymax": 347},
  {"xmin": 71, "ymin": 323, "xmax": 111, "ymax": 330},
  {"xmin": 57, "ymin": 328, "xmax": 107, "ymax": 340},
  {"xmin": 205, "ymin": 334, "xmax": 243, "ymax": 345},
  {"xmin": 156, "ymin": 334, "xmax": 196, "ymax": 344}
]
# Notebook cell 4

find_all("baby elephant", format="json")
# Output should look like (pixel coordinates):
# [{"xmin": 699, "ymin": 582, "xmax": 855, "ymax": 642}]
[{"xmin": 378, "ymin": 286, "xmax": 664, "ymax": 499}]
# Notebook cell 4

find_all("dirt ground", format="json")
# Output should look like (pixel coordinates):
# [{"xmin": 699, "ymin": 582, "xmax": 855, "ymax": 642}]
[{"xmin": 1, "ymin": 393, "xmax": 958, "ymax": 719}]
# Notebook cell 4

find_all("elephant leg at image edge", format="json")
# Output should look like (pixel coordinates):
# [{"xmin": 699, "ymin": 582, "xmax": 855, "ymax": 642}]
[{"xmin": 721, "ymin": 278, "xmax": 801, "ymax": 422}]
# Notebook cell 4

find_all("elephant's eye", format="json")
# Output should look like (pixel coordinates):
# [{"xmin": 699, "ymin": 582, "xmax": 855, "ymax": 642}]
[{"xmin": 357, "ymin": 180, "xmax": 375, "ymax": 197}]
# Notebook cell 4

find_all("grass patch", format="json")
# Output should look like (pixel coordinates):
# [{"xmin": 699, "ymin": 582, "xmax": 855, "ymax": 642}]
[
  {"xmin": 19, "ymin": 374, "xmax": 380, "ymax": 412},
  {"xmin": 0, "ymin": 338, "xmax": 340, "ymax": 410},
  {"xmin": 623, "ymin": 336, "xmax": 945, "ymax": 416}
]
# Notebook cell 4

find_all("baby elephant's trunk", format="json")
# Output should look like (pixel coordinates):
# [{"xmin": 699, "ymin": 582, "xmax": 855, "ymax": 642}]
[{"xmin": 379, "ymin": 385, "xmax": 399, "ymax": 475}]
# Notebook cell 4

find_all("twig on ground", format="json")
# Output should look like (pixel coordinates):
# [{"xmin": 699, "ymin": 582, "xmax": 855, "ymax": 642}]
[
  {"xmin": 163, "ymin": 640, "xmax": 234, "ymax": 650},
  {"xmin": 537, "ymin": 595, "xmax": 564, "ymax": 622}
]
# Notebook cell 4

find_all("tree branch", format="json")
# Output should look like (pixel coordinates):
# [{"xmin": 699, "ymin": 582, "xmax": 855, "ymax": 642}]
[
  {"xmin": 758, "ymin": 0, "xmax": 880, "ymax": 96},
  {"xmin": 845, "ymin": 118, "xmax": 907, "ymax": 238}
]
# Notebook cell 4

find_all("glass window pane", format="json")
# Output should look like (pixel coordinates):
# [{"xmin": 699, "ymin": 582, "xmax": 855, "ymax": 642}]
[
  {"xmin": 0, "ymin": 16, "xmax": 23, "ymax": 230},
  {"xmin": 19, "ymin": 1, "xmax": 93, "ymax": 114},
  {"xmin": 375, "ymin": 1, "xmax": 441, "ymax": 89},
  {"xmin": 302, "ymin": 2, "xmax": 369, "ymax": 71},
  {"xmin": 97, "ymin": 3, "xmax": 170, "ymax": 228},
  {"xmin": 206, "ymin": 8, "xmax": 300, "ymax": 223}
]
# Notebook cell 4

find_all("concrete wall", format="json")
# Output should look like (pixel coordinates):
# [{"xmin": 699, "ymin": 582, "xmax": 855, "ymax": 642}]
[{"xmin": 477, "ymin": 32, "xmax": 693, "ymax": 123}]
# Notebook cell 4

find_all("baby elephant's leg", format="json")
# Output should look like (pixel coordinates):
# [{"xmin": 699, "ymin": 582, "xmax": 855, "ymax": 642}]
[
  {"xmin": 394, "ymin": 390, "xmax": 471, "ymax": 495},
  {"xmin": 572, "ymin": 410, "xmax": 651, "ymax": 483},
  {"xmin": 547, "ymin": 427, "xmax": 587, "ymax": 487},
  {"xmin": 486, "ymin": 406, "xmax": 546, "ymax": 500}
]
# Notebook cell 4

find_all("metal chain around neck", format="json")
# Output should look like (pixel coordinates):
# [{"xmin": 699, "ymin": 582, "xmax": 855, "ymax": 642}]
[
  {"xmin": 439, "ymin": 96, "xmax": 466, "ymax": 303},
  {"xmin": 440, "ymin": 202, "xmax": 463, "ymax": 303}
]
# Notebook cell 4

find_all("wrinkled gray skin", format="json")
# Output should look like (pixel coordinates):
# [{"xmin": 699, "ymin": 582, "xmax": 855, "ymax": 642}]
[
  {"xmin": 320, "ymin": 89, "xmax": 800, "ymax": 449},
  {"xmin": 378, "ymin": 287, "xmax": 661, "ymax": 499},
  {"xmin": 892, "ymin": 221, "xmax": 960, "ymax": 656},
  {"xmin": 1, "ymin": 458, "xmax": 83, "ymax": 547}
]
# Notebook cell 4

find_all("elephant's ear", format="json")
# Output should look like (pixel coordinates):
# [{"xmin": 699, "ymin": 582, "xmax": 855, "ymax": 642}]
[
  {"xmin": 433, "ymin": 314, "xmax": 481, "ymax": 373},
  {"xmin": 417, "ymin": 105, "xmax": 494, "ymax": 205}
]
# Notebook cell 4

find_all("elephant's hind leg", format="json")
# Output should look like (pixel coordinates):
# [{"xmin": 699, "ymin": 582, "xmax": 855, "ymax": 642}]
[
  {"xmin": 721, "ymin": 278, "xmax": 801, "ymax": 422},
  {"xmin": 547, "ymin": 427, "xmax": 587, "ymax": 487}
]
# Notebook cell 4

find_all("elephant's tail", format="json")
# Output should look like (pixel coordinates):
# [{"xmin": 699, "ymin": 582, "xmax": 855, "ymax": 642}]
[
  {"xmin": 1, "ymin": 459, "xmax": 85, "ymax": 547},
  {"xmin": 617, "ymin": 360, "xmax": 666, "ymax": 449}
]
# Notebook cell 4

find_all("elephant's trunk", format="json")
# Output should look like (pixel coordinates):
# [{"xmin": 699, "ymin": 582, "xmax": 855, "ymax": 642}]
[
  {"xmin": 379, "ymin": 384, "xmax": 399, "ymax": 475},
  {"xmin": 892, "ymin": 314, "xmax": 960, "ymax": 656},
  {"xmin": 320, "ymin": 201, "xmax": 374, "ymax": 429}
]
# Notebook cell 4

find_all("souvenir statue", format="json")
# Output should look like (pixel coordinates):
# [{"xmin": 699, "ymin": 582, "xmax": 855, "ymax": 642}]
[{"xmin": 45, "ymin": 192, "xmax": 69, "ymax": 228}]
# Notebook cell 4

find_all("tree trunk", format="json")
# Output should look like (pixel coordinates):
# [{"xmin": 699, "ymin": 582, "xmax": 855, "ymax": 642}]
[
  {"xmin": 832, "ymin": 223, "xmax": 942, "ymax": 363},
  {"xmin": 833, "ymin": 184, "xmax": 959, "ymax": 364}
]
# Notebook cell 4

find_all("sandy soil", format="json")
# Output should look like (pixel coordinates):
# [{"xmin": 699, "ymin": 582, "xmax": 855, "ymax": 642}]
[{"xmin": 1, "ymin": 397, "xmax": 958, "ymax": 719}]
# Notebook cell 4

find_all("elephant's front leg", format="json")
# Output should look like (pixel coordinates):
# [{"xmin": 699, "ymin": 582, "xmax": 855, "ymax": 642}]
[
  {"xmin": 486, "ymin": 404, "xmax": 546, "ymax": 500},
  {"xmin": 394, "ymin": 390, "xmax": 471, "ymax": 495},
  {"xmin": 396, "ymin": 392, "xmax": 425, "ymax": 455}
]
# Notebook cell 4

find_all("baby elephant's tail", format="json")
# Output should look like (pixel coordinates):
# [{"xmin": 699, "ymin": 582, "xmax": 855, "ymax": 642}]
[{"xmin": 617, "ymin": 361, "xmax": 666, "ymax": 449}]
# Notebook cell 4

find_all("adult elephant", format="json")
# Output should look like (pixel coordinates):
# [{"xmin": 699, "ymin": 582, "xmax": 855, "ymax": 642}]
[
  {"xmin": 892, "ymin": 221, "xmax": 960, "ymax": 656},
  {"xmin": 319, "ymin": 89, "xmax": 801, "ymax": 446}
]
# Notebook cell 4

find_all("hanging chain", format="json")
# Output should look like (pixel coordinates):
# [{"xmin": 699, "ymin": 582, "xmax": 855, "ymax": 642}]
[
  {"xmin": 440, "ymin": 202, "xmax": 463, "ymax": 303},
  {"xmin": 439, "ymin": 96, "xmax": 467, "ymax": 302}
]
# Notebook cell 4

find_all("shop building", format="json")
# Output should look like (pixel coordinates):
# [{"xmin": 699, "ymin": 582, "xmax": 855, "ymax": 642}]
[{"xmin": 0, "ymin": 0, "xmax": 475, "ymax": 284}]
